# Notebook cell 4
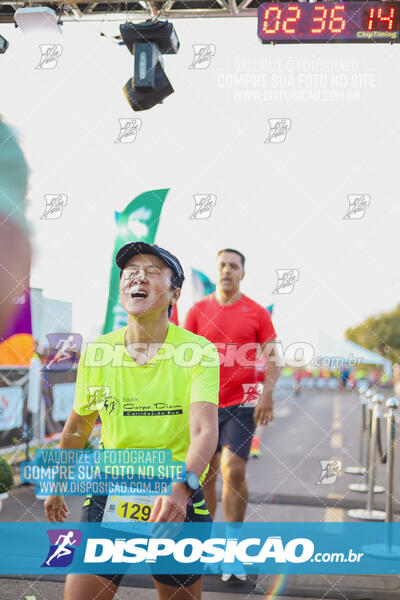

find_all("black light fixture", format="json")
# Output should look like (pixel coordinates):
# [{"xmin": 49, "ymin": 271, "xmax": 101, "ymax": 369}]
[
  {"xmin": 0, "ymin": 35, "xmax": 9, "ymax": 54},
  {"xmin": 120, "ymin": 20, "xmax": 179, "ymax": 111}
]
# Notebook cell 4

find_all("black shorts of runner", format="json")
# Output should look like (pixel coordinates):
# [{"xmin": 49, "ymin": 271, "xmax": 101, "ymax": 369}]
[
  {"xmin": 80, "ymin": 486, "xmax": 212, "ymax": 588},
  {"xmin": 217, "ymin": 404, "xmax": 256, "ymax": 461}
]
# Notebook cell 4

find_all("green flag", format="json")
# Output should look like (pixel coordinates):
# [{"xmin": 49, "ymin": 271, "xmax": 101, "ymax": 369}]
[
  {"xmin": 102, "ymin": 188, "xmax": 169, "ymax": 334},
  {"xmin": 191, "ymin": 268, "xmax": 215, "ymax": 302}
]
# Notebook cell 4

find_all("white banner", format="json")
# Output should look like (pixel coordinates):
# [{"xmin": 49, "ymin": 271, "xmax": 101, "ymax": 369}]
[
  {"xmin": 52, "ymin": 382, "xmax": 76, "ymax": 422},
  {"xmin": 0, "ymin": 386, "xmax": 24, "ymax": 431}
]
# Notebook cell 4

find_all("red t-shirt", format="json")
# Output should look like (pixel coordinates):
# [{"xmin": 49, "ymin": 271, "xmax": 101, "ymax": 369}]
[{"xmin": 184, "ymin": 293, "xmax": 277, "ymax": 408}]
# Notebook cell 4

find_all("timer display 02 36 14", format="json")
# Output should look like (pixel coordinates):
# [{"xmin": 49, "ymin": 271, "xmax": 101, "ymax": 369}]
[{"xmin": 258, "ymin": 2, "xmax": 400, "ymax": 43}]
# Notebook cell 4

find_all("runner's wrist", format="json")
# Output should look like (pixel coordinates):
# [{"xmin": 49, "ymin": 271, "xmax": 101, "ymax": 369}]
[
  {"xmin": 261, "ymin": 386, "xmax": 274, "ymax": 396},
  {"xmin": 259, "ymin": 391, "xmax": 273, "ymax": 402},
  {"xmin": 258, "ymin": 398, "xmax": 273, "ymax": 407},
  {"xmin": 172, "ymin": 481, "xmax": 192, "ymax": 498}
]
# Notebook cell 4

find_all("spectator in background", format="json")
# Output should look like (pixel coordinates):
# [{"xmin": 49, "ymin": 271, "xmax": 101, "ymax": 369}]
[
  {"xmin": 340, "ymin": 364, "xmax": 351, "ymax": 390},
  {"xmin": 368, "ymin": 368, "xmax": 381, "ymax": 388},
  {"xmin": 393, "ymin": 364, "xmax": 400, "ymax": 398},
  {"xmin": 293, "ymin": 367, "xmax": 304, "ymax": 396},
  {"xmin": 380, "ymin": 371, "xmax": 389, "ymax": 388}
]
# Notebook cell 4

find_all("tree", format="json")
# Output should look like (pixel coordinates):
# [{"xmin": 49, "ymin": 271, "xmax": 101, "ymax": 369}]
[{"xmin": 345, "ymin": 303, "xmax": 400, "ymax": 363}]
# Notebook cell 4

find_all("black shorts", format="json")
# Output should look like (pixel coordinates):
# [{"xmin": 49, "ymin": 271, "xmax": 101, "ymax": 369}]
[
  {"xmin": 217, "ymin": 404, "xmax": 256, "ymax": 461},
  {"xmin": 80, "ymin": 487, "xmax": 212, "ymax": 588}
]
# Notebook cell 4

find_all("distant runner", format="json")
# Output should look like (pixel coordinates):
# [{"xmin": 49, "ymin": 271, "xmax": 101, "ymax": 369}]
[{"xmin": 184, "ymin": 248, "xmax": 281, "ymax": 583}]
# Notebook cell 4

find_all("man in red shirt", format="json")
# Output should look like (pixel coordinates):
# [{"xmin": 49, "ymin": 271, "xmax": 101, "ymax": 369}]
[{"xmin": 184, "ymin": 248, "xmax": 280, "ymax": 582}]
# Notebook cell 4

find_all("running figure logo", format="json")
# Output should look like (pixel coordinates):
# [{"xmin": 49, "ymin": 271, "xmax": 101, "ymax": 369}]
[
  {"xmin": 40, "ymin": 194, "xmax": 67, "ymax": 220},
  {"xmin": 272, "ymin": 269, "xmax": 299, "ymax": 294},
  {"xmin": 36, "ymin": 44, "xmax": 63, "ymax": 69},
  {"xmin": 103, "ymin": 395, "xmax": 121, "ymax": 416},
  {"xmin": 114, "ymin": 118, "xmax": 142, "ymax": 143},
  {"xmin": 241, "ymin": 384, "xmax": 263, "ymax": 407},
  {"xmin": 188, "ymin": 44, "xmax": 216, "ymax": 70},
  {"xmin": 43, "ymin": 333, "xmax": 82, "ymax": 372},
  {"xmin": 343, "ymin": 194, "xmax": 370, "ymax": 220},
  {"xmin": 86, "ymin": 386, "xmax": 111, "ymax": 412},
  {"xmin": 317, "ymin": 460, "xmax": 343, "ymax": 485},
  {"xmin": 265, "ymin": 119, "xmax": 291, "ymax": 143},
  {"xmin": 189, "ymin": 195, "xmax": 217, "ymax": 220},
  {"xmin": 42, "ymin": 529, "xmax": 82, "ymax": 567}
]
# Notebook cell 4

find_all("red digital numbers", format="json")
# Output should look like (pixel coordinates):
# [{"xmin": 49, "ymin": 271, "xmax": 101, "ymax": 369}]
[
  {"xmin": 262, "ymin": 6, "xmax": 282, "ymax": 34},
  {"xmin": 329, "ymin": 5, "xmax": 345, "ymax": 33},
  {"xmin": 311, "ymin": 5, "xmax": 327, "ymax": 33},
  {"xmin": 367, "ymin": 6, "xmax": 395, "ymax": 30},
  {"xmin": 282, "ymin": 6, "xmax": 301, "ymax": 34},
  {"xmin": 311, "ymin": 5, "xmax": 345, "ymax": 33},
  {"xmin": 262, "ymin": 4, "xmax": 346, "ymax": 36},
  {"xmin": 259, "ymin": 2, "xmax": 400, "ymax": 43}
]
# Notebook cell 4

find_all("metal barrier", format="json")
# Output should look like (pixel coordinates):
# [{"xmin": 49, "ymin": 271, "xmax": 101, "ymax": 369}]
[
  {"xmin": 344, "ymin": 385, "xmax": 368, "ymax": 476},
  {"xmin": 347, "ymin": 389, "xmax": 385, "ymax": 494},
  {"xmin": 362, "ymin": 398, "xmax": 400, "ymax": 557},
  {"xmin": 384, "ymin": 397, "xmax": 398, "ymax": 523},
  {"xmin": 348, "ymin": 393, "xmax": 388, "ymax": 521}
]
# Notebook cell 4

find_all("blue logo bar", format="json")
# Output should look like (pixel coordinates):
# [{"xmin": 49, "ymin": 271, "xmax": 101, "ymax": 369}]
[{"xmin": 1, "ymin": 522, "xmax": 400, "ymax": 575}]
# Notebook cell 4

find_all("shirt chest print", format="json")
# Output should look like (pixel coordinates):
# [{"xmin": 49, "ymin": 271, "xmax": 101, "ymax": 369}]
[{"xmin": 121, "ymin": 396, "xmax": 184, "ymax": 416}]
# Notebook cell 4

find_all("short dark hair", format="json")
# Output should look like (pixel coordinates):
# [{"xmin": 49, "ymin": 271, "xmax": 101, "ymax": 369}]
[
  {"xmin": 217, "ymin": 248, "xmax": 245, "ymax": 268},
  {"xmin": 168, "ymin": 279, "xmax": 179, "ymax": 318},
  {"xmin": 119, "ymin": 269, "xmax": 177, "ymax": 318}
]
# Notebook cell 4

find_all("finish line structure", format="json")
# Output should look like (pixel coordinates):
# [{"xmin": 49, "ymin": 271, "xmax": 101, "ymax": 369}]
[{"xmin": 0, "ymin": 0, "xmax": 260, "ymax": 23}]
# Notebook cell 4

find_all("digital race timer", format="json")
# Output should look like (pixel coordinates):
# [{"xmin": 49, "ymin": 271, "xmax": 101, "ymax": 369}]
[{"xmin": 258, "ymin": 2, "xmax": 400, "ymax": 43}]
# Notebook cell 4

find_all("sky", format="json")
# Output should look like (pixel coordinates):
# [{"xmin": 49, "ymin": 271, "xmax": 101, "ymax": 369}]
[{"xmin": 1, "ymin": 15, "xmax": 400, "ymax": 352}]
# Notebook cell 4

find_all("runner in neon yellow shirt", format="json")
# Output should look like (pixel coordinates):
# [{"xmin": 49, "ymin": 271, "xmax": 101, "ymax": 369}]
[
  {"xmin": 74, "ymin": 319, "xmax": 219, "ymax": 470},
  {"xmin": 44, "ymin": 241, "xmax": 219, "ymax": 600}
]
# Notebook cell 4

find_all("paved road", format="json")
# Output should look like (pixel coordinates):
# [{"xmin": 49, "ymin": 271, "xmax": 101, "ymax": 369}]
[
  {"xmin": 1, "ymin": 388, "xmax": 399, "ymax": 599},
  {"xmin": 0, "ymin": 578, "xmax": 314, "ymax": 600},
  {"xmin": 240, "ymin": 386, "xmax": 399, "ymax": 518}
]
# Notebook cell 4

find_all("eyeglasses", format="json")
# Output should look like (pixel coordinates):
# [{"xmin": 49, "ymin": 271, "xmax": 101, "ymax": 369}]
[{"xmin": 121, "ymin": 267, "xmax": 163, "ymax": 286}]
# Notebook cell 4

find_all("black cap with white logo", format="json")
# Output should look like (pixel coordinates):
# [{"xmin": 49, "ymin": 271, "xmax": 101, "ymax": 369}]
[{"xmin": 116, "ymin": 241, "xmax": 185, "ymax": 289}]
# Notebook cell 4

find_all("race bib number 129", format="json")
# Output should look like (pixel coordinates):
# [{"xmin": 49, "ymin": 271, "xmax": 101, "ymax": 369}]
[{"xmin": 102, "ymin": 494, "xmax": 156, "ymax": 535}]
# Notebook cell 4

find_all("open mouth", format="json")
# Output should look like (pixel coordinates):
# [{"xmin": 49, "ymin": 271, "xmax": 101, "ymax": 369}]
[{"xmin": 130, "ymin": 290, "xmax": 148, "ymax": 299}]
